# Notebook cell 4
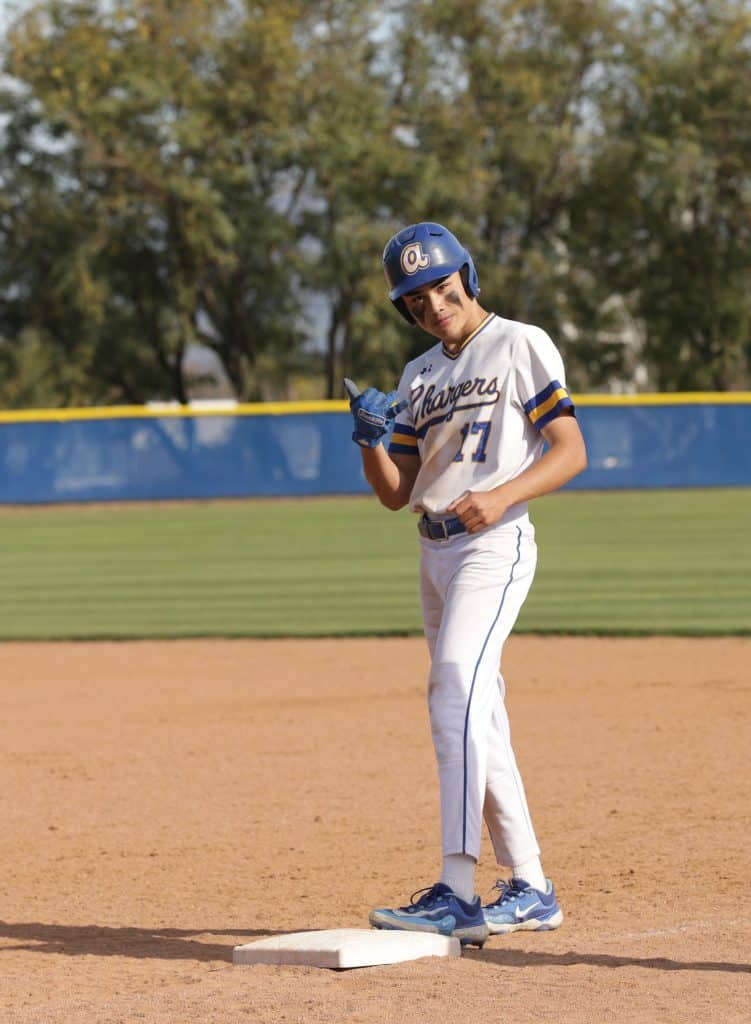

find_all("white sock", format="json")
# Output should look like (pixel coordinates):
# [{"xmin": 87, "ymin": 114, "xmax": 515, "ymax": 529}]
[
  {"xmin": 440, "ymin": 853, "xmax": 477, "ymax": 902},
  {"xmin": 511, "ymin": 857, "xmax": 547, "ymax": 892}
]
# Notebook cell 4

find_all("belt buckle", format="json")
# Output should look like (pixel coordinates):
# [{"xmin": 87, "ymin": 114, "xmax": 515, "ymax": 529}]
[
  {"xmin": 421, "ymin": 516, "xmax": 449, "ymax": 541},
  {"xmin": 433, "ymin": 519, "xmax": 449, "ymax": 540}
]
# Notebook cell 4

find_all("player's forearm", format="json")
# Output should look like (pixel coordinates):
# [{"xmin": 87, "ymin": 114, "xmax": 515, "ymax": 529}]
[
  {"xmin": 360, "ymin": 445, "xmax": 413, "ymax": 510},
  {"xmin": 501, "ymin": 431, "xmax": 588, "ymax": 507}
]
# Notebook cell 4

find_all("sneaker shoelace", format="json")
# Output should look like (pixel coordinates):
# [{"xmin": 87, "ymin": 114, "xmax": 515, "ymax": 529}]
[
  {"xmin": 408, "ymin": 884, "xmax": 444, "ymax": 910},
  {"xmin": 403, "ymin": 880, "xmax": 456, "ymax": 913},
  {"xmin": 488, "ymin": 878, "xmax": 528, "ymax": 906}
]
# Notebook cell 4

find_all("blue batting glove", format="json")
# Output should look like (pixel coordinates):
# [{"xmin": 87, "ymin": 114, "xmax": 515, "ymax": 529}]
[{"xmin": 343, "ymin": 379, "xmax": 408, "ymax": 448}]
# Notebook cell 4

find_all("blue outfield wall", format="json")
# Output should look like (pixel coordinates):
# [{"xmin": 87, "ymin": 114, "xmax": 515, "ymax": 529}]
[{"xmin": 0, "ymin": 395, "xmax": 749, "ymax": 505}]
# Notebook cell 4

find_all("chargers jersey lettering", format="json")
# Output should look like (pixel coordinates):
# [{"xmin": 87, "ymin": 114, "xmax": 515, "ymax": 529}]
[{"xmin": 389, "ymin": 313, "xmax": 574, "ymax": 517}]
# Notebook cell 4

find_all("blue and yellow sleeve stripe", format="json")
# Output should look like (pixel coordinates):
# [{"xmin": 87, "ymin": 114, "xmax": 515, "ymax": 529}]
[
  {"xmin": 523, "ymin": 380, "xmax": 574, "ymax": 431},
  {"xmin": 389, "ymin": 422, "xmax": 419, "ymax": 456}
]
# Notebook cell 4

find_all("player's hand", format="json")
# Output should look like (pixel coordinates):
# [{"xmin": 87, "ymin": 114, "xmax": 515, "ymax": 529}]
[
  {"xmin": 343, "ymin": 378, "xmax": 408, "ymax": 448},
  {"xmin": 447, "ymin": 488, "xmax": 510, "ymax": 533}
]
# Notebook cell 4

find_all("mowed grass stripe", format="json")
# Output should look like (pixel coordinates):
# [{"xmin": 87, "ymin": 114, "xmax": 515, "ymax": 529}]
[
  {"xmin": 517, "ymin": 488, "xmax": 749, "ymax": 633},
  {"xmin": 0, "ymin": 489, "xmax": 748, "ymax": 639},
  {"xmin": 0, "ymin": 572, "xmax": 417, "ymax": 591}
]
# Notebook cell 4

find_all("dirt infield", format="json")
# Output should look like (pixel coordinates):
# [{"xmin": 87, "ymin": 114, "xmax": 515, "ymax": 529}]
[{"xmin": 0, "ymin": 636, "xmax": 749, "ymax": 1023}]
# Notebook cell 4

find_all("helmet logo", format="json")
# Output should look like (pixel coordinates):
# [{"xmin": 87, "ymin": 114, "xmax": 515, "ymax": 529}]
[{"xmin": 400, "ymin": 242, "xmax": 431, "ymax": 276}]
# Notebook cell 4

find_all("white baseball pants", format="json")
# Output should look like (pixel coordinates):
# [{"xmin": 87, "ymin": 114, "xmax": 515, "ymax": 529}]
[{"xmin": 420, "ymin": 518, "xmax": 541, "ymax": 866}]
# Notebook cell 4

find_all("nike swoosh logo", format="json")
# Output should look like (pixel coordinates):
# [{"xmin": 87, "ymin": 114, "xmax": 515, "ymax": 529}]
[{"xmin": 515, "ymin": 901, "xmax": 541, "ymax": 920}]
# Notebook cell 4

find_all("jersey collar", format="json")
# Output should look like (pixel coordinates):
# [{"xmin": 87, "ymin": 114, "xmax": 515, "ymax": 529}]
[{"xmin": 441, "ymin": 313, "xmax": 496, "ymax": 360}]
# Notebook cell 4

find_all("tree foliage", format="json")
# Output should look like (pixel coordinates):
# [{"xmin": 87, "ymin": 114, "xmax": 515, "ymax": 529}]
[
  {"xmin": 576, "ymin": 0, "xmax": 751, "ymax": 390},
  {"xmin": 1, "ymin": 0, "xmax": 307, "ymax": 403},
  {"xmin": 0, "ymin": 0, "xmax": 749, "ymax": 405}
]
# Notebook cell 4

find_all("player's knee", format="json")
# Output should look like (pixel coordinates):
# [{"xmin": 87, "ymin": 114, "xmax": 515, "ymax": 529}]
[
  {"xmin": 428, "ymin": 660, "xmax": 471, "ymax": 761},
  {"xmin": 428, "ymin": 659, "xmax": 471, "ymax": 701}
]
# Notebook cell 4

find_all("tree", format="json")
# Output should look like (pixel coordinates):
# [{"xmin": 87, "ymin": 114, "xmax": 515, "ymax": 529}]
[
  {"xmin": 1, "ymin": 0, "xmax": 749, "ymax": 405},
  {"xmin": 573, "ymin": 0, "xmax": 751, "ymax": 390},
  {"xmin": 291, "ymin": 0, "xmax": 474, "ymax": 397},
  {"xmin": 392, "ymin": 0, "xmax": 633, "ymax": 388},
  {"xmin": 0, "ymin": 0, "xmax": 306, "ymax": 404}
]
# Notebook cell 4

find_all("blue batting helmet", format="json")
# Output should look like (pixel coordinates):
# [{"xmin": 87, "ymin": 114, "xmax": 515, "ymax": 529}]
[{"xmin": 382, "ymin": 222, "xmax": 480, "ymax": 324}]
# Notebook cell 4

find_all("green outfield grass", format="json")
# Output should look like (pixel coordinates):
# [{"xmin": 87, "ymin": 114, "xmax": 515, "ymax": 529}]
[{"xmin": 0, "ymin": 489, "xmax": 748, "ymax": 640}]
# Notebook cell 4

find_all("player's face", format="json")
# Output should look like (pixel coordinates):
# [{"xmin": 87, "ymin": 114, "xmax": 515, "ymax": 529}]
[{"xmin": 402, "ymin": 272, "xmax": 484, "ymax": 350}]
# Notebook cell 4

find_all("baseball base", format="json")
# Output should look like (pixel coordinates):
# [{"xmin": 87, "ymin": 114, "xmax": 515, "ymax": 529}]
[{"xmin": 233, "ymin": 928, "xmax": 461, "ymax": 969}]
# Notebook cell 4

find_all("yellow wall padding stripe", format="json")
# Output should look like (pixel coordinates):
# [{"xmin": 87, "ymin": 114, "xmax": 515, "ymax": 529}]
[
  {"xmin": 1, "ymin": 393, "xmax": 751, "ymax": 424},
  {"xmin": 573, "ymin": 393, "xmax": 751, "ymax": 406},
  {"xmin": 0, "ymin": 401, "xmax": 350, "ymax": 423}
]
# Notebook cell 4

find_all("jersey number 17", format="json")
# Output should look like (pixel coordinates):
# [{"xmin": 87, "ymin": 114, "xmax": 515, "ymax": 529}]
[{"xmin": 453, "ymin": 420, "xmax": 491, "ymax": 463}]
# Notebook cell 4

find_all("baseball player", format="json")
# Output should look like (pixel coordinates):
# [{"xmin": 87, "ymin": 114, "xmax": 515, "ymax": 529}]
[{"xmin": 345, "ymin": 222, "xmax": 587, "ymax": 947}]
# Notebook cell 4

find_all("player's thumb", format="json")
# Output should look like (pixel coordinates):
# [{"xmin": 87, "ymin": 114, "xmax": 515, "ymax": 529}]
[{"xmin": 343, "ymin": 378, "xmax": 361, "ymax": 403}]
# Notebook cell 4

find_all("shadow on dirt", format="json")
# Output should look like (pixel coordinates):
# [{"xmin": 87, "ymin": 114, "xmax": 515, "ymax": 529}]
[
  {"xmin": 0, "ymin": 921, "xmax": 292, "ymax": 962},
  {"xmin": 465, "ymin": 946, "xmax": 751, "ymax": 974},
  {"xmin": 5, "ymin": 922, "xmax": 748, "ymax": 974}
]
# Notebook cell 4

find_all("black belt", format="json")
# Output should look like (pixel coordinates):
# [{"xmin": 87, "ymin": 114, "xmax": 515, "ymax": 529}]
[{"xmin": 417, "ymin": 514, "xmax": 467, "ymax": 541}]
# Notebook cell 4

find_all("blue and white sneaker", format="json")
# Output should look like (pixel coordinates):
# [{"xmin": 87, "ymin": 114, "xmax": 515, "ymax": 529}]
[
  {"xmin": 482, "ymin": 877, "xmax": 564, "ymax": 935},
  {"xmin": 369, "ymin": 882, "xmax": 489, "ymax": 947}
]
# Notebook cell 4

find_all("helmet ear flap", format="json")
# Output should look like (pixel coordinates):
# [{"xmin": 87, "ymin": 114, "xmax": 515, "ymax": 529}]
[
  {"xmin": 393, "ymin": 296, "xmax": 416, "ymax": 325},
  {"xmin": 460, "ymin": 260, "xmax": 481, "ymax": 298},
  {"xmin": 460, "ymin": 266, "xmax": 472, "ymax": 298}
]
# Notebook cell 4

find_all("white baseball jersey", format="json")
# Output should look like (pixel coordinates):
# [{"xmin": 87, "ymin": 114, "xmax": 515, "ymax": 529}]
[{"xmin": 388, "ymin": 313, "xmax": 575, "ymax": 518}]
